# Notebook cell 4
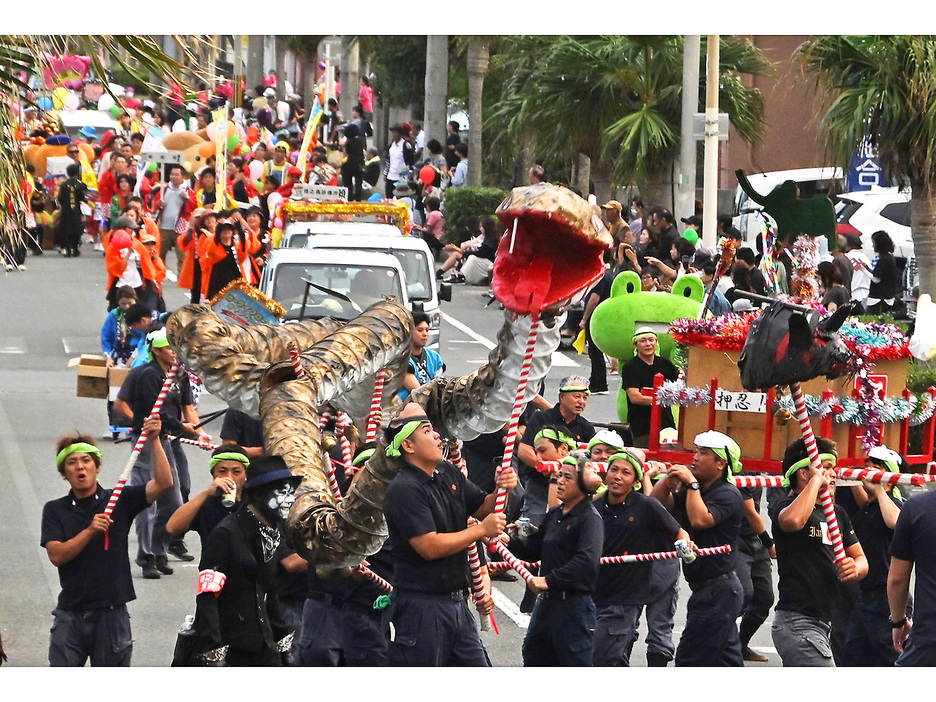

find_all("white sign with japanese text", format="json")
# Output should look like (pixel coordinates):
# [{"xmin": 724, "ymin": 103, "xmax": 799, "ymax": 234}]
[{"xmin": 714, "ymin": 389, "xmax": 768, "ymax": 414}]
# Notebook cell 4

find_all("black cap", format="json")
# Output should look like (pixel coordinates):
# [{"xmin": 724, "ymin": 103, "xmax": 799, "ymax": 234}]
[{"xmin": 242, "ymin": 455, "xmax": 301, "ymax": 492}]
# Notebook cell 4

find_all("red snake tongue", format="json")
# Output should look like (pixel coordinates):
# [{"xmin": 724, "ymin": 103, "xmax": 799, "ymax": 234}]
[{"xmin": 511, "ymin": 254, "xmax": 555, "ymax": 315}]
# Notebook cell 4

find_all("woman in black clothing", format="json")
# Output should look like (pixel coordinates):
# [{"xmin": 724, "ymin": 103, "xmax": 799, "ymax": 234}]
[
  {"xmin": 339, "ymin": 123, "xmax": 366, "ymax": 201},
  {"xmin": 866, "ymin": 230, "xmax": 899, "ymax": 314},
  {"xmin": 818, "ymin": 261, "xmax": 850, "ymax": 312},
  {"xmin": 504, "ymin": 454, "xmax": 604, "ymax": 666},
  {"xmin": 204, "ymin": 220, "xmax": 243, "ymax": 300}
]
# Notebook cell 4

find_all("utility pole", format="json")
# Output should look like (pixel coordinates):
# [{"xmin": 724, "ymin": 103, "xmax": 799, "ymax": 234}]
[
  {"xmin": 701, "ymin": 35, "xmax": 720, "ymax": 250},
  {"xmin": 677, "ymin": 36, "xmax": 701, "ymax": 226},
  {"xmin": 339, "ymin": 38, "xmax": 359, "ymax": 119}
]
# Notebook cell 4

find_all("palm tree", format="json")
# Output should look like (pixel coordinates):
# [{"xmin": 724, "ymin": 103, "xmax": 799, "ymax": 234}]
[
  {"xmin": 1, "ymin": 35, "xmax": 209, "ymax": 243},
  {"xmin": 487, "ymin": 35, "xmax": 772, "ymax": 201},
  {"xmin": 797, "ymin": 35, "xmax": 936, "ymax": 296}
]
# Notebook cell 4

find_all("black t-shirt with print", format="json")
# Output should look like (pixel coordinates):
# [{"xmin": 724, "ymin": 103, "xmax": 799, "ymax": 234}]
[{"xmin": 770, "ymin": 494, "xmax": 859, "ymax": 622}]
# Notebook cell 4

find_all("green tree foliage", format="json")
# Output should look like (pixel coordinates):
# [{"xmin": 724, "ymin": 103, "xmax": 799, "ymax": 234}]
[
  {"xmin": 486, "ymin": 35, "xmax": 773, "ymax": 189},
  {"xmin": 798, "ymin": 35, "xmax": 936, "ymax": 295},
  {"xmin": 356, "ymin": 36, "xmax": 428, "ymax": 112},
  {"xmin": 442, "ymin": 186, "xmax": 508, "ymax": 245}
]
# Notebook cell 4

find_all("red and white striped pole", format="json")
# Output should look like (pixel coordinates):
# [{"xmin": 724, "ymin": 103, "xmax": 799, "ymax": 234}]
[
  {"xmin": 487, "ymin": 544, "xmax": 733, "ymax": 570},
  {"xmin": 494, "ymin": 315, "xmax": 540, "ymax": 514},
  {"xmin": 836, "ymin": 467, "xmax": 934, "ymax": 487},
  {"xmin": 732, "ymin": 475, "xmax": 786, "ymax": 488},
  {"xmin": 102, "ymin": 364, "xmax": 179, "ymax": 549},
  {"xmin": 288, "ymin": 342, "xmax": 304, "ymax": 379},
  {"xmin": 354, "ymin": 564, "xmax": 393, "ymax": 592},
  {"xmin": 450, "ymin": 442, "xmax": 494, "ymax": 632},
  {"xmin": 483, "ymin": 316, "xmax": 542, "ymax": 589},
  {"xmin": 599, "ymin": 544, "xmax": 731, "ymax": 564},
  {"xmin": 366, "ymin": 370, "xmax": 387, "ymax": 444},
  {"xmin": 790, "ymin": 382, "xmax": 846, "ymax": 562},
  {"xmin": 336, "ymin": 411, "xmax": 354, "ymax": 473},
  {"xmin": 166, "ymin": 434, "xmax": 219, "ymax": 451}
]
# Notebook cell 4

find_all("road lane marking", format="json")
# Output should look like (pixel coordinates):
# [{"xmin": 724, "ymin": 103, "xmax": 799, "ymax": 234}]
[
  {"xmin": 491, "ymin": 587, "xmax": 530, "ymax": 629},
  {"xmin": 62, "ymin": 336, "xmax": 100, "ymax": 355},
  {"xmin": 441, "ymin": 311, "xmax": 579, "ymax": 368}
]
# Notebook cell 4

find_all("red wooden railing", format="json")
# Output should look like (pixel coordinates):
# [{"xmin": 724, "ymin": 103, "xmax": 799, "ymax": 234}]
[{"xmin": 641, "ymin": 374, "xmax": 936, "ymax": 474}]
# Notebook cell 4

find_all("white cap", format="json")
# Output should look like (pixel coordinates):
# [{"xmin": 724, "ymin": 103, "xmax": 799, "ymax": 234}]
[
  {"xmin": 867, "ymin": 445, "xmax": 903, "ymax": 472},
  {"xmin": 587, "ymin": 429, "xmax": 625, "ymax": 452}
]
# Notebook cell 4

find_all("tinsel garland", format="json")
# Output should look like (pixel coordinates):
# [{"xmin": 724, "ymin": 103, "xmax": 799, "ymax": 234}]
[
  {"xmin": 670, "ymin": 312, "xmax": 911, "ymax": 360},
  {"xmin": 280, "ymin": 200, "xmax": 411, "ymax": 234},
  {"xmin": 774, "ymin": 390, "xmax": 936, "ymax": 427},
  {"xmin": 654, "ymin": 379, "xmax": 711, "ymax": 407},
  {"xmin": 789, "ymin": 235, "xmax": 819, "ymax": 301},
  {"xmin": 670, "ymin": 311, "xmax": 762, "ymax": 351}
]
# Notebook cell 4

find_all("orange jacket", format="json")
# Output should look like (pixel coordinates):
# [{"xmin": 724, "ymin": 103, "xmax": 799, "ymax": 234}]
[
  {"xmin": 105, "ymin": 239, "xmax": 159, "ymax": 291},
  {"xmin": 141, "ymin": 216, "xmax": 162, "ymax": 253},
  {"xmin": 176, "ymin": 227, "xmax": 212, "ymax": 291},
  {"xmin": 200, "ymin": 229, "xmax": 260, "ymax": 299}
]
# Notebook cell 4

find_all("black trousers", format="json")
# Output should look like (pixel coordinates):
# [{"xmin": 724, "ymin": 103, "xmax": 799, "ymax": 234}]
[{"xmin": 585, "ymin": 321, "xmax": 608, "ymax": 393}]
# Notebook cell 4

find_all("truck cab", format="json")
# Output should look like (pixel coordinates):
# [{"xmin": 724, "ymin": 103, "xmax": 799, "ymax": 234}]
[
  {"xmin": 282, "ymin": 229, "xmax": 449, "ymax": 348},
  {"xmin": 259, "ymin": 248, "xmax": 410, "ymax": 323}
]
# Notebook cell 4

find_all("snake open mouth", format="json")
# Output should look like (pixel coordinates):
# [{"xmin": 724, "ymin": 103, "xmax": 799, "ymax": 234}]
[{"xmin": 492, "ymin": 184, "xmax": 612, "ymax": 316}]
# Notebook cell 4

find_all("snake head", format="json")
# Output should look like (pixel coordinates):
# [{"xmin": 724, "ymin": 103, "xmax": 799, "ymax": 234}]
[{"xmin": 493, "ymin": 183, "xmax": 612, "ymax": 316}]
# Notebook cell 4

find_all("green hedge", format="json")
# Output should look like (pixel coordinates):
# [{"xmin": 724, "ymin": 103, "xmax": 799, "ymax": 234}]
[{"xmin": 442, "ymin": 186, "xmax": 507, "ymax": 245}]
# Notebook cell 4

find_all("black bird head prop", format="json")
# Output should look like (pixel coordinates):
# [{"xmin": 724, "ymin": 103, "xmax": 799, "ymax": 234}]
[{"xmin": 738, "ymin": 300, "xmax": 858, "ymax": 391}]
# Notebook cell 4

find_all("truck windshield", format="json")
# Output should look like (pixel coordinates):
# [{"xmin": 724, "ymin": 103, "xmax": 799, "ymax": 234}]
[{"xmin": 272, "ymin": 263, "xmax": 404, "ymax": 320}]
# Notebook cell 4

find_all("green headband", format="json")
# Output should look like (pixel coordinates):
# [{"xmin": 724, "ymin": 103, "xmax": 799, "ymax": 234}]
[
  {"xmin": 209, "ymin": 452, "xmax": 250, "ymax": 473},
  {"xmin": 633, "ymin": 330, "xmax": 657, "ymax": 343},
  {"xmin": 352, "ymin": 448, "xmax": 376, "ymax": 467},
  {"xmin": 782, "ymin": 453, "xmax": 837, "ymax": 487},
  {"xmin": 56, "ymin": 442, "xmax": 103, "ymax": 470},
  {"xmin": 386, "ymin": 420, "xmax": 428, "ymax": 457},
  {"xmin": 534, "ymin": 427, "xmax": 577, "ymax": 450},
  {"xmin": 607, "ymin": 451, "xmax": 644, "ymax": 488}
]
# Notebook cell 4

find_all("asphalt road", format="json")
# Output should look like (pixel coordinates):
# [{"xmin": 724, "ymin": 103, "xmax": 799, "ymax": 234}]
[{"xmin": 0, "ymin": 244, "xmax": 781, "ymax": 669}]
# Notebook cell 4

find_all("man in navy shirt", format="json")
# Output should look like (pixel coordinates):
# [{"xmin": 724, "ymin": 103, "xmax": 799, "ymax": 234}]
[
  {"xmin": 382, "ymin": 403, "xmax": 517, "ymax": 666},
  {"xmin": 889, "ymin": 463, "xmax": 936, "ymax": 666},
  {"xmin": 41, "ymin": 416, "xmax": 173, "ymax": 666},
  {"xmin": 505, "ymin": 454, "xmax": 604, "ymax": 666},
  {"xmin": 651, "ymin": 430, "xmax": 745, "ymax": 666},
  {"xmin": 593, "ymin": 449, "xmax": 688, "ymax": 666},
  {"xmin": 517, "ymin": 375, "xmax": 596, "ymax": 527}
]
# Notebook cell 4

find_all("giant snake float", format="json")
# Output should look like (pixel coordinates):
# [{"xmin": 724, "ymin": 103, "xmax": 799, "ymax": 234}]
[{"xmin": 166, "ymin": 183, "xmax": 612, "ymax": 568}]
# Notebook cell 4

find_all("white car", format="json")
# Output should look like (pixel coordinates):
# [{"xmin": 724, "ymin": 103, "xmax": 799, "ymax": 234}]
[
  {"xmin": 835, "ymin": 187, "xmax": 913, "ymax": 259},
  {"xmin": 733, "ymin": 167, "xmax": 845, "ymax": 246}
]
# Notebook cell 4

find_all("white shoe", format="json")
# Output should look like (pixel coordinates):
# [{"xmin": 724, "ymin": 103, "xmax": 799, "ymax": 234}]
[
  {"xmin": 17, "ymin": 264, "xmax": 26, "ymax": 271},
  {"xmin": 4, "ymin": 263, "xmax": 13, "ymax": 271},
  {"xmin": 93, "ymin": 243, "xmax": 105, "ymax": 252}
]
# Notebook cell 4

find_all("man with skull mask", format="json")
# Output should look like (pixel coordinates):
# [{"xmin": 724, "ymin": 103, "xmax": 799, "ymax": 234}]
[{"xmin": 190, "ymin": 455, "xmax": 301, "ymax": 666}]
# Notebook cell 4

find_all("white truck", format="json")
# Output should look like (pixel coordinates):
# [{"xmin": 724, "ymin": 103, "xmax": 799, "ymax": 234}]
[{"xmin": 259, "ymin": 248, "xmax": 410, "ymax": 323}]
